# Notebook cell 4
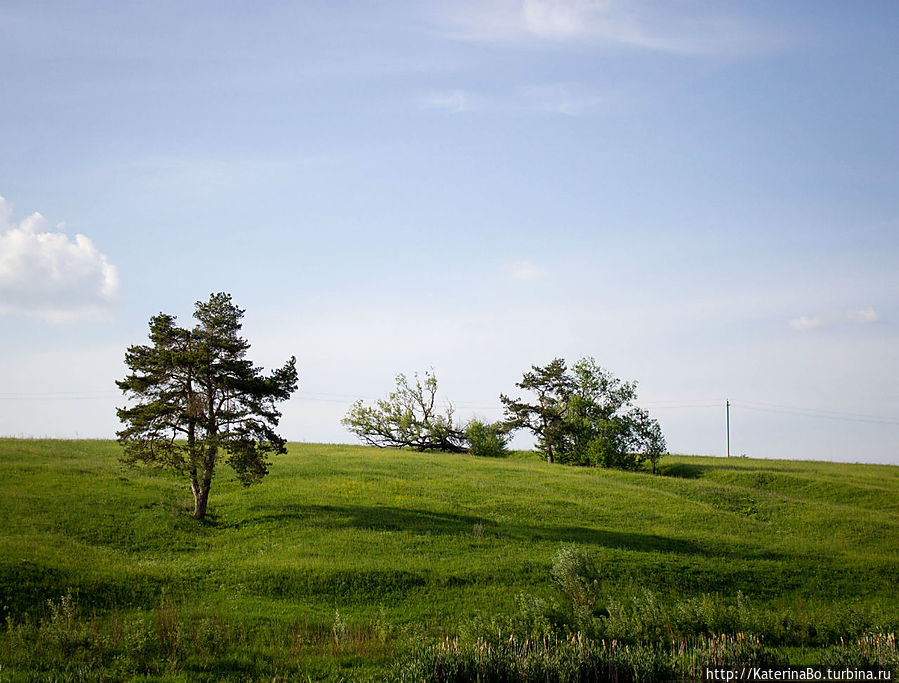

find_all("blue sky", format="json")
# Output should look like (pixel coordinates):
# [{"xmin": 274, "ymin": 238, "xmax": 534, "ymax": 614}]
[{"xmin": 1, "ymin": 1, "xmax": 897, "ymax": 463}]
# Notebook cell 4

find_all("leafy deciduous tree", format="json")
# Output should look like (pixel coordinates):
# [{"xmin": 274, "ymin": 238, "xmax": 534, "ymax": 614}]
[
  {"xmin": 116, "ymin": 293, "xmax": 298, "ymax": 520},
  {"xmin": 342, "ymin": 370, "xmax": 467, "ymax": 452},
  {"xmin": 501, "ymin": 357, "xmax": 666, "ymax": 471}
]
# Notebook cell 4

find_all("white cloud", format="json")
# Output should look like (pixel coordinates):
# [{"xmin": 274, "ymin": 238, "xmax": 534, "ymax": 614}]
[
  {"xmin": 521, "ymin": 0, "xmax": 621, "ymax": 40},
  {"xmin": 847, "ymin": 307, "xmax": 879, "ymax": 325},
  {"xmin": 421, "ymin": 89, "xmax": 477, "ymax": 113},
  {"xmin": 436, "ymin": 0, "xmax": 623, "ymax": 42},
  {"xmin": 520, "ymin": 82, "xmax": 607, "ymax": 116},
  {"xmin": 506, "ymin": 259, "xmax": 548, "ymax": 281},
  {"xmin": 788, "ymin": 315, "xmax": 824, "ymax": 331},
  {"xmin": 0, "ymin": 196, "xmax": 119, "ymax": 321},
  {"xmin": 432, "ymin": 0, "xmax": 779, "ymax": 55},
  {"xmin": 789, "ymin": 308, "xmax": 880, "ymax": 331},
  {"xmin": 420, "ymin": 83, "xmax": 608, "ymax": 117}
]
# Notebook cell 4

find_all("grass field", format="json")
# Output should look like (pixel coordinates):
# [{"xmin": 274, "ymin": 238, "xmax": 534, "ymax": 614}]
[{"xmin": 0, "ymin": 439, "xmax": 897, "ymax": 680}]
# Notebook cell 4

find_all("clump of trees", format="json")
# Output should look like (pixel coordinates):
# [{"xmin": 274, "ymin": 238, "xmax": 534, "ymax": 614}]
[
  {"xmin": 342, "ymin": 370, "xmax": 510, "ymax": 457},
  {"xmin": 343, "ymin": 358, "xmax": 665, "ymax": 473},
  {"xmin": 116, "ymin": 293, "xmax": 298, "ymax": 520},
  {"xmin": 502, "ymin": 357, "xmax": 666, "ymax": 473}
]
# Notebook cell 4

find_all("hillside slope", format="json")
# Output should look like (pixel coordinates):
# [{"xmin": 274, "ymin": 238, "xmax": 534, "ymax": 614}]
[{"xmin": 1, "ymin": 439, "xmax": 896, "ymax": 679}]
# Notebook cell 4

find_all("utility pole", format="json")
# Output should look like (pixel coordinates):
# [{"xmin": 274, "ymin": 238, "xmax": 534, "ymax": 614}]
[{"xmin": 726, "ymin": 399, "xmax": 730, "ymax": 458}]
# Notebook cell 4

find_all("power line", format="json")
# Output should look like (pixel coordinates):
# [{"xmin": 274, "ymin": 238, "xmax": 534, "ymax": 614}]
[
  {"xmin": 639, "ymin": 403, "xmax": 722, "ymax": 409},
  {"xmin": 730, "ymin": 400, "xmax": 899, "ymax": 426},
  {"xmin": 0, "ymin": 390, "xmax": 117, "ymax": 397},
  {"xmin": 0, "ymin": 395, "xmax": 119, "ymax": 401},
  {"xmin": 0, "ymin": 390, "xmax": 896, "ymax": 426},
  {"xmin": 733, "ymin": 398, "xmax": 896, "ymax": 421}
]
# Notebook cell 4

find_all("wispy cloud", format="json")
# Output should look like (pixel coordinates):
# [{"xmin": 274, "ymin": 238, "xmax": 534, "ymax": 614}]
[
  {"xmin": 506, "ymin": 259, "xmax": 548, "ymax": 281},
  {"xmin": 789, "ymin": 308, "xmax": 880, "ymax": 331},
  {"xmin": 520, "ymin": 82, "xmax": 607, "ymax": 116},
  {"xmin": 788, "ymin": 315, "xmax": 824, "ymax": 331},
  {"xmin": 419, "ymin": 82, "xmax": 608, "ymax": 117},
  {"xmin": 420, "ymin": 89, "xmax": 478, "ymax": 113},
  {"xmin": 0, "ymin": 196, "xmax": 118, "ymax": 321},
  {"xmin": 846, "ymin": 307, "xmax": 879, "ymax": 325},
  {"xmin": 431, "ymin": 0, "xmax": 780, "ymax": 55}
]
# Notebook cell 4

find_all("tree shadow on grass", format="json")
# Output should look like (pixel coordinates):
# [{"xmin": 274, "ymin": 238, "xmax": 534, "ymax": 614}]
[
  {"xmin": 251, "ymin": 504, "xmax": 782, "ymax": 560},
  {"xmin": 510, "ymin": 525, "xmax": 702, "ymax": 555},
  {"xmin": 661, "ymin": 463, "xmax": 706, "ymax": 479},
  {"xmin": 661, "ymin": 462, "xmax": 804, "ymax": 479},
  {"xmin": 253, "ymin": 504, "xmax": 482, "ymax": 534}
]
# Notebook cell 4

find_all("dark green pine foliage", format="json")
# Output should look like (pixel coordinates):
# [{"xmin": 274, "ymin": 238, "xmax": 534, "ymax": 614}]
[
  {"xmin": 117, "ymin": 293, "xmax": 298, "ymax": 519},
  {"xmin": 499, "ymin": 358, "xmax": 573, "ymax": 464}
]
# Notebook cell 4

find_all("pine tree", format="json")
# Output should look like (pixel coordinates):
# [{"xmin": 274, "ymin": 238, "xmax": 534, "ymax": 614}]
[
  {"xmin": 116, "ymin": 293, "xmax": 298, "ymax": 519},
  {"xmin": 500, "ymin": 358, "xmax": 573, "ymax": 463}
]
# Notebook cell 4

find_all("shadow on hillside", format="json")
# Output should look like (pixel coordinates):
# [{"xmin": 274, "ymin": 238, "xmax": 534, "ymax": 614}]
[
  {"xmin": 662, "ymin": 461, "xmax": 805, "ymax": 479},
  {"xmin": 251, "ymin": 504, "xmax": 780, "ymax": 559},
  {"xmin": 661, "ymin": 463, "xmax": 706, "ymax": 479},
  {"xmin": 512, "ymin": 525, "xmax": 704, "ymax": 555},
  {"xmin": 255, "ymin": 504, "xmax": 482, "ymax": 535}
]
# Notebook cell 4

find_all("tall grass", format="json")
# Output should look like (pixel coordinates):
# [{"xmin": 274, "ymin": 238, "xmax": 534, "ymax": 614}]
[
  {"xmin": 395, "ymin": 632, "xmax": 898, "ymax": 682},
  {"xmin": 395, "ymin": 632, "xmax": 780, "ymax": 682}
]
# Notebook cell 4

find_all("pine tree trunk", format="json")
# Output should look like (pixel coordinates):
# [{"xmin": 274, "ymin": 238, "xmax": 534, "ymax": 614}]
[
  {"xmin": 192, "ymin": 472, "xmax": 212, "ymax": 520},
  {"xmin": 193, "ymin": 436, "xmax": 216, "ymax": 520},
  {"xmin": 189, "ymin": 468, "xmax": 200, "ymax": 507}
]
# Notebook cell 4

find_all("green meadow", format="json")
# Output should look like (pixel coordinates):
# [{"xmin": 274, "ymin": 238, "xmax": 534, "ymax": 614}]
[{"xmin": 0, "ymin": 439, "xmax": 897, "ymax": 680}]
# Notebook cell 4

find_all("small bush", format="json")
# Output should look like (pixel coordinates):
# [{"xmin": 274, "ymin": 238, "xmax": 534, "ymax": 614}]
[
  {"xmin": 460, "ymin": 592, "xmax": 562, "ymax": 645},
  {"xmin": 465, "ymin": 419, "xmax": 511, "ymax": 458},
  {"xmin": 551, "ymin": 546, "xmax": 604, "ymax": 629},
  {"xmin": 332, "ymin": 609, "xmax": 349, "ymax": 649}
]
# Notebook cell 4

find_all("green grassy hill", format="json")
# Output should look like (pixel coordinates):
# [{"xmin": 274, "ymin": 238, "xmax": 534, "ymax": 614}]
[{"xmin": 0, "ymin": 439, "xmax": 897, "ymax": 680}]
